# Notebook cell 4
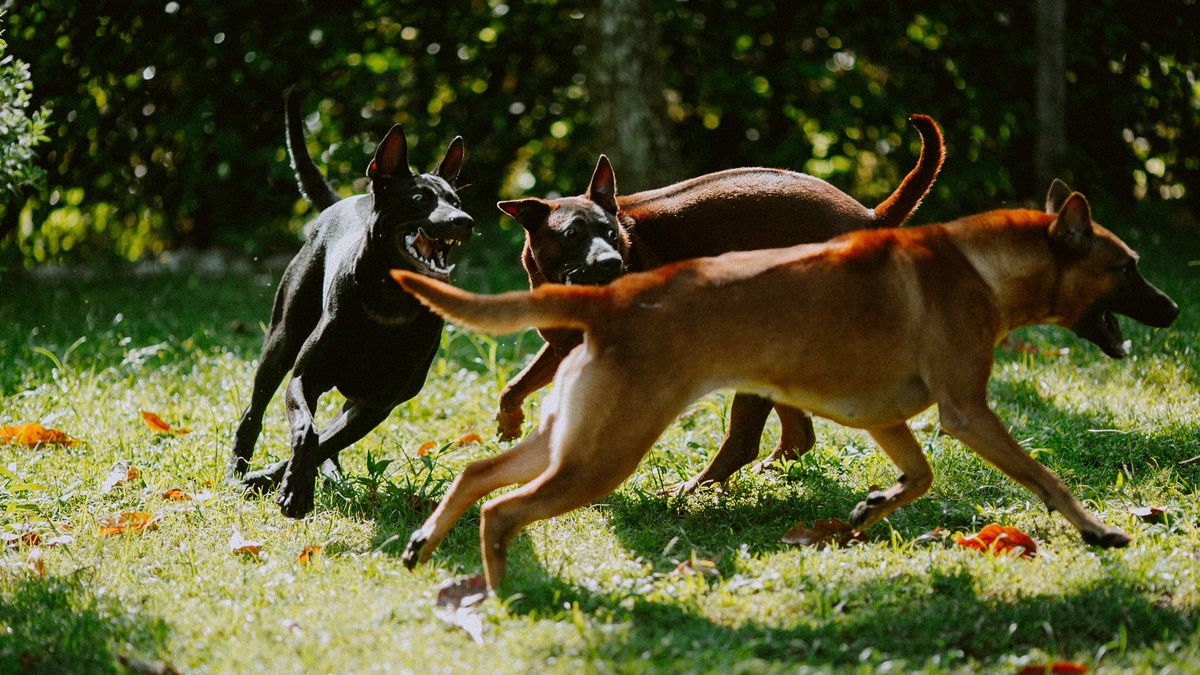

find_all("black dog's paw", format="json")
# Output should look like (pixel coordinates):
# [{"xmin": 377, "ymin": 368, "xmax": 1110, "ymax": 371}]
[
  {"xmin": 402, "ymin": 530, "xmax": 429, "ymax": 570},
  {"xmin": 277, "ymin": 484, "xmax": 315, "ymax": 519},
  {"xmin": 237, "ymin": 460, "xmax": 290, "ymax": 495},
  {"xmin": 1082, "ymin": 527, "xmax": 1131, "ymax": 549},
  {"xmin": 849, "ymin": 490, "xmax": 888, "ymax": 528}
]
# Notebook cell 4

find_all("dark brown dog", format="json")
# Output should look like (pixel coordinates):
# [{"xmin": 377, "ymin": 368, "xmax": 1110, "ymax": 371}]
[
  {"xmin": 393, "ymin": 180, "xmax": 1178, "ymax": 588},
  {"xmin": 496, "ymin": 116, "xmax": 944, "ymax": 493}
]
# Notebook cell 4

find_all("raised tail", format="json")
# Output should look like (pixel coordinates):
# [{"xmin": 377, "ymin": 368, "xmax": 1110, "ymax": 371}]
[
  {"xmin": 871, "ymin": 114, "xmax": 944, "ymax": 229},
  {"xmin": 285, "ymin": 88, "xmax": 340, "ymax": 212},
  {"xmin": 390, "ymin": 270, "xmax": 609, "ymax": 335}
]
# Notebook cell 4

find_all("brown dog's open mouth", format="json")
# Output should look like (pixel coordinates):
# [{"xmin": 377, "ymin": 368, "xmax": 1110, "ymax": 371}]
[
  {"xmin": 1073, "ymin": 308, "xmax": 1129, "ymax": 359},
  {"xmin": 398, "ymin": 228, "xmax": 462, "ymax": 279}
]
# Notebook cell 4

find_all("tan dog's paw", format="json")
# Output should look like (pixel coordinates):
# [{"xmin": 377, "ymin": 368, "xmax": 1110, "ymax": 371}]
[{"xmin": 1081, "ymin": 526, "xmax": 1131, "ymax": 548}]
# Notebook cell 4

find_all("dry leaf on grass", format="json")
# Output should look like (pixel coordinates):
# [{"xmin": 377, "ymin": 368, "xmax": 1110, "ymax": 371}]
[
  {"xmin": 416, "ymin": 441, "xmax": 437, "ymax": 457},
  {"xmin": 455, "ymin": 433, "xmax": 484, "ymax": 446},
  {"xmin": 1, "ymin": 531, "xmax": 42, "ymax": 547},
  {"xmin": 26, "ymin": 547, "xmax": 45, "ymax": 577},
  {"xmin": 140, "ymin": 411, "xmax": 189, "ymax": 435},
  {"xmin": 98, "ymin": 512, "xmax": 161, "ymax": 537},
  {"xmin": 914, "ymin": 527, "xmax": 950, "ymax": 544},
  {"xmin": 162, "ymin": 488, "xmax": 193, "ymax": 501},
  {"xmin": 0, "ymin": 422, "xmax": 80, "ymax": 447},
  {"xmin": 297, "ymin": 545, "xmax": 323, "ymax": 565},
  {"xmin": 781, "ymin": 518, "xmax": 866, "ymax": 547},
  {"xmin": 101, "ymin": 461, "xmax": 141, "ymax": 494},
  {"xmin": 229, "ymin": 529, "xmax": 263, "ymax": 556},
  {"xmin": 1015, "ymin": 662, "xmax": 1088, "ymax": 674},
  {"xmin": 434, "ymin": 574, "xmax": 488, "ymax": 645},
  {"xmin": 954, "ymin": 523, "xmax": 1037, "ymax": 558},
  {"xmin": 1129, "ymin": 506, "xmax": 1167, "ymax": 523},
  {"xmin": 672, "ymin": 556, "xmax": 720, "ymax": 579}
]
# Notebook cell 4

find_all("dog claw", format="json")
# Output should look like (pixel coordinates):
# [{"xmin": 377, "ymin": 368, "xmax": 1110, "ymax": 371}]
[
  {"xmin": 402, "ymin": 531, "xmax": 429, "ymax": 570},
  {"xmin": 864, "ymin": 490, "xmax": 887, "ymax": 506},
  {"xmin": 1081, "ymin": 527, "xmax": 1131, "ymax": 549}
]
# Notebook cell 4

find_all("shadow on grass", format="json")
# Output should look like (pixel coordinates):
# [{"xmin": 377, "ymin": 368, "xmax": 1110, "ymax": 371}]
[
  {"xmin": 503, "ymin": 560, "xmax": 1195, "ymax": 669},
  {"xmin": 0, "ymin": 572, "xmax": 172, "ymax": 674}
]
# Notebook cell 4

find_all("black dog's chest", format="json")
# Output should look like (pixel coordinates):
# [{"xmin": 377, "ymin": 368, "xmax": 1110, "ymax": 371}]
[{"xmin": 316, "ymin": 308, "xmax": 443, "ymax": 402}]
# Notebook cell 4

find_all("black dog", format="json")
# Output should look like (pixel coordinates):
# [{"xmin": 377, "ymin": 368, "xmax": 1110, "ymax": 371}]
[{"xmin": 229, "ymin": 91, "xmax": 474, "ymax": 518}]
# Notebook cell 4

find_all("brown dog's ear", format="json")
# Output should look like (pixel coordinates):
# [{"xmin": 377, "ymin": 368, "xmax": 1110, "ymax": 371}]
[
  {"xmin": 367, "ymin": 125, "xmax": 411, "ymax": 178},
  {"xmin": 1049, "ymin": 192, "xmax": 1095, "ymax": 254},
  {"xmin": 497, "ymin": 199, "xmax": 552, "ymax": 231},
  {"xmin": 435, "ymin": 136, "xmax": 465, "ymax": 183},
  {"xmin": 1045, "ymin": 178, "xmax": 1072, "ymax": 214},
  {"xmin": 586, "ymin": 155, "xmax": 619, "ymax": 214}
]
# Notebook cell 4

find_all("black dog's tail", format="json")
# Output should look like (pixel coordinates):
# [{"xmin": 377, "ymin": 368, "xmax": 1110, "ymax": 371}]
[
  {"xmin": 285, "ymin": 88, "xmax": 340, "ymax": 212},
  {"xmin": 871, "ymin": 114, "xmax": 944, "ymax": 229}
]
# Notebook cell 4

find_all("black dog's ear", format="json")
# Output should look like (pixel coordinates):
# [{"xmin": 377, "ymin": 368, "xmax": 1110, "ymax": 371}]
[
  {"xmin": 1049, "ymin": 192, "xmax": 1094, "ymax": 254},
  {"xmin": 498, "ymin": 199, "xmax": 552, "ymax": 231},
  {"xmin": 367, "ymin": 124, "xmax": 411, "ymax": 178},
  {"xmin": 586, "ymin": 155, "xmax": 619, "ymax": 215},
  {"xmin": 1045, "ymin": 178, "xmax": 1072, "ymax": 214},
  {"xmin": 435, "ymin": 136, "xmax": 465, "ymax": 183}
]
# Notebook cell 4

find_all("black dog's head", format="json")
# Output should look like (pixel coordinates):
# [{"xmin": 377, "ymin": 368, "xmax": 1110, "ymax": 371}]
[
  {"xmin": 498, "ymin": 156, "xmax": 629, "ymax": 286},
  {"xmin": 1044, "ymin": 179, "xmax": 1179, "ymax": 358},
  {"xmin": 367, "ymin": 125, "xmax": 473, "ymax": 280}
]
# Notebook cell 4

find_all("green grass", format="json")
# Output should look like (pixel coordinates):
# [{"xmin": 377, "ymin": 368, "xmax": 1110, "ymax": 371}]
[{"xmin": 2, "ymin": 233, "xmax": 1198, "ymax": 673}]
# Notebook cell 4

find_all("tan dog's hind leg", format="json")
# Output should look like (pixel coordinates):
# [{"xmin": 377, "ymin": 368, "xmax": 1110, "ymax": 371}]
[
  {"xmin": 753, "ymin": 405, "xmax": 816, "ymax": 473},
  {"xmin": 402, "ymin": 429, "xmax": 553, "ymax": 569},
  {"xmin": 938, "ymin": 401, "xmax": 1130, "ymax": 547},
  {"xmin": 847, "ymin": 423, "xmax": 934, "ymax": 528}
]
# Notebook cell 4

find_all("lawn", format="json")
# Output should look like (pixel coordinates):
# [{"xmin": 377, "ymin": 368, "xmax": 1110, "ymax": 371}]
[{"xmin": 1, "ymin": 226, "xmax": 1198, "ymax": 673}]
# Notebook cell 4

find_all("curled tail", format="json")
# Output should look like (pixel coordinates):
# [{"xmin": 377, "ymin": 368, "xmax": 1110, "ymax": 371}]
[
  {"xmin": 871, "ymin": 113, "xmax": 944, "ymax": 228},
  {"xmin": 391, "ymin": 270, "xmax": 609, "ymax": 335},
  {"xmin": 285, "ymin": 88, "xmax": 340, "ymax": 212}
]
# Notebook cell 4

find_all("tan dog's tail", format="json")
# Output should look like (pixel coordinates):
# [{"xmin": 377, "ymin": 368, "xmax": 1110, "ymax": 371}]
[
  {"xmin": 391, "ymin": 270, "xmax": 606, "ymax": 334},
  {"xmin": 871, "ymin": 114, "xmax": 944, "ymax": 229}
]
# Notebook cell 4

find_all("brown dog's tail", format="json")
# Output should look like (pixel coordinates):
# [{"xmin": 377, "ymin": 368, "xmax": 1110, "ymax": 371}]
[
  {"xmin": 391, "ymin": 270, "xmax": 607, "ymax": 335},
  {"xmin": 871, "ymin": 114, "xmax": 944, "ymax": 229}
]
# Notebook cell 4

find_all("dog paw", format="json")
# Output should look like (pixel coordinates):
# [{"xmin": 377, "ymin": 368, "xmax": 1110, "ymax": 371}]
[
  {"xmin": 495, "ymin": 409, "xmax": 524, "ymax": 441},
  {"xmin": 1082, "ymin": 527, "xmax": 1131, "ymax": 549},
  {"xmin": 658, "ymin": 479, "xmax": 700, "ymax": 497},
  {"xmin": 402, "ymin": 530, "xmax": 430, "ymax": 570},
  {"xmin": 277, "ymin": 486, "xmax": 315, "ymax": 519},
  {"xmin": 849, "ymin": 491, "xmax": 888, "ymax": 528},
  {"xmin": 237, "ymin": 460, "xmax": 290, "ymax": 495}
]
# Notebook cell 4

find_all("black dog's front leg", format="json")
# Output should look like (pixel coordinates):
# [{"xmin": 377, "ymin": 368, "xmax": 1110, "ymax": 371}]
[{"xmin": 275, "ymin": 374, "xmax": 323, "ymax": 518}]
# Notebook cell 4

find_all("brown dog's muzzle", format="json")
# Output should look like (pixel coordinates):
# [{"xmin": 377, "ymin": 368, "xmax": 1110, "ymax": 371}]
[{"xmin": 1074, "ymin": 269, "xmax": 1179, "ymax": 358}]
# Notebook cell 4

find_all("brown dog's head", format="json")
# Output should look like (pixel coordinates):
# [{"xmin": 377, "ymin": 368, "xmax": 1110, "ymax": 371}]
[
  {"xmin": 498, "ymin": 156, "xmax": 629, "ymax": 285},
  {"xmin": 1044, "ymin": 179, "xmax": 1179, "ymax": 358}
]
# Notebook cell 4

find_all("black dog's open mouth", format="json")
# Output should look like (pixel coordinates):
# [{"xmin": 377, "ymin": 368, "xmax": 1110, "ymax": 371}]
[
  {"xmin": 1073, "ymin": 307, "xmax": 1129, "ymax": 359},
  {"xmin": 398, "ymin": 228, "xmax": 462, "ymax": 279}
]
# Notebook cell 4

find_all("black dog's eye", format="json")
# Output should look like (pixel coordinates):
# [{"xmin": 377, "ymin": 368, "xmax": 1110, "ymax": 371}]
[
  {"xmin": 411, "ymin": 192, "xmax": 429, "ymax": 204},
  {"xmin": 563, "ymin": 226, "xmax": 578, "ymax": 238}
]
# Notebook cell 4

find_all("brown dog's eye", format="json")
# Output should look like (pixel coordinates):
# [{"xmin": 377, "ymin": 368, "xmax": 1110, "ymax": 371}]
[{"xmin": 605, "ymin": 229, "xmax": 619, "ymax": 241}]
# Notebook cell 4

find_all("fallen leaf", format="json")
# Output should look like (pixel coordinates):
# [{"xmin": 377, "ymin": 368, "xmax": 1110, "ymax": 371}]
[
  {"xmin": 1015, "ymin": 662, "xmax": 1088, "ymax": 674},
  {"xmin": 434, "ymin": 574, "xmax": 488, "ymax": 645},
  {"xmin": 25, "ymin": 547, "xmax": 45, "ymax": 577},
  {"xmin": 229, "ymin": 528, "xmax": 263, "ymax": 556},
  {"xmin": 0, "ymin": 422, "xmax": 80, "ymax": 447},
  {"xmin": 1, "ymin": 531, "xmax": 41, "ymax": 547},
  {"xmin": 43, "ymin": 534, "xmax": 75, "ymax": 547},
  {"xmin": 914, "ymin": 527, "xmax": 950, "ymax": 544},
  {"xmin": 101, "ymin": 461, "xmax": 141, "ymax": 494},
  {"xmin": 98, "ymin": 511, "xmax": 161, "ymax": 537},
  {"xmin": 140, "ymin": 411, "xmax": 189, "ymax": 435},
  {"xmin": 672, "ymin": 556, "xmax": 720, "ymax": 579},
  {"xmin": 455, "ymin": 433, "xmax": 484, "ymax": 446},
  {"xmin": 1129, "ymin": 506, "xmax": 1166, "ymax": 523},
  {"xmin": 117, "ymin": 655, "xmax": 183, "ymax": 675},
  {"xmin": 954, "ymin": 523, "xmax": 1037, "ymax": 558},
  {"xmin": 297, "ymin": 545, "xmax": 323, "ymax": 565},
  {"xmin": 416, "ymin": 441, "xmax": 436, "ymax": 457},
  {"xmin": 162, "ymin": 488, "xmax": 193, "ymax": 501},
  {"xmin": 781, "ymin": 518, "xmax": 866, "ymax": 547}
]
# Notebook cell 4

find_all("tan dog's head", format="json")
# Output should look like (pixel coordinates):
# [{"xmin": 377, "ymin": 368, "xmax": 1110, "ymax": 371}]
[
  {"xmin": 1044, "ymin": 179, "xmax": 1179, "ymax": 358},
  {"xmin": 498, "ymin": 156, "xmax": 629, "ymax": 286}
]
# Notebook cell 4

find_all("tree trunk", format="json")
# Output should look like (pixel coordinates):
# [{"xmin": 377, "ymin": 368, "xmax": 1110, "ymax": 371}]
[
  {"xmin": 1034, "ymin": 0, "xmax": 1067, "ymax": 192},
  {"xmin": 586, "ymin": 0, "xmax": 681, "ymax": 193}
]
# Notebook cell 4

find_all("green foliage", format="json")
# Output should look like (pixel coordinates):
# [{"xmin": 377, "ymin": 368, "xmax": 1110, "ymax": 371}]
[
  {"xmin": 0, "ymin": 14, "xmax": 50, "ymax": 197},
  {"xmin": 3, "ymin": 1, "xmax": 1198, "ymax": 266}
]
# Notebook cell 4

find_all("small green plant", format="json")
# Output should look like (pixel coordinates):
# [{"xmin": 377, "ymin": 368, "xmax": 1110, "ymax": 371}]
[{"xmin": 0, "ymin": 13, "xmax": 50, "ymax": 198}]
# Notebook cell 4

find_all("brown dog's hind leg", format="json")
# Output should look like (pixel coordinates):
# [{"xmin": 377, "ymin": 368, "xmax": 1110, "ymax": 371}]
[
  {"xmin": 938, "ymin": 401, "xmax": 1130, "ymax": 547},
  {"xmin": 403, "ymin": 429, "xmax": 553, "ymax": 569},
  {"xmin": 663, "ymin": 393, "xmax": 772, "ymax": 495},
  {"xmin": 753, "ymin": 405, "xmax": 816, "ymax": 473},
  {"xmin": 847, "ymin": 423, "xmax": 934, "ymax": 529}
]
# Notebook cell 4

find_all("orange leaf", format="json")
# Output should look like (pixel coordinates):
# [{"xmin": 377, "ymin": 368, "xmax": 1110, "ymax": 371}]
[
  {"xmin": 229, "ymin": 529, "xmax": 263, "ymax": 556},
  {"xmin": 954, "ymin": 523, "xmax": 1038, "ymax": 558},
  {"xmin": 1016, "ymin": 662, "xmax": 1088, "ymax": 674},
  {"xmin": 781, "ymin": 518, "xmax": 866, "ymax": 547},
  {"xmin": 140, "ymin": 411, "xmax": 189, "ymax": 435},
  {"xmin": 297, "ymin": 545, "xmax": 323, "ymax": 564},
  {"xmin": 1130, "ymin": 506, "xmax": 1166, "ymax": 523},
  {"xmin": 162, "ymin": 488, "xmax": 193, "ymax": 501},
  {"xmin": 26, "ymin": 547, "xmax": 45, "ymax": 577},
  {"xmin": 416, "ymin": 441, "xmax": 436, "ymax": 457},
  {"xmin": 98, "ymin": 511, "xmax": 161, "ymax": 537},
  {"xmin": 1, "ymin": 531, "xmax": 41, "ymax": 547},
  {"xmin": 101, "ymin": 461, "xmax": 140, "ymax": 494},
  {"xmin": 455, "ymin": 433, "xmax": 484, "ymax": 446},
  {"xmin": 0, "ymin": 422, "xmax": 80, "ymax": 447}
]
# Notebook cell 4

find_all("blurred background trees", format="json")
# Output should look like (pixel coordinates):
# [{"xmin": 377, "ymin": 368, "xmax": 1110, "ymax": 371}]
[{"xmin": 2, "ymin": 0, "xmax": 1197, "ymax": 276}]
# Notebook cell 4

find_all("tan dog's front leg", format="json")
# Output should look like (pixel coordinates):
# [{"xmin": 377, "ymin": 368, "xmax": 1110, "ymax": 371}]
[
  {"xmin": 939, "ymin": 401, "xmax": 1130, "ymax": 548},
  {"xmin": 847, "ymin": 423, "xmax": 934, "ymax": 529},
  {"xmin": 496, "ymin": 342, "xmax": 565, "ymax": 440}
]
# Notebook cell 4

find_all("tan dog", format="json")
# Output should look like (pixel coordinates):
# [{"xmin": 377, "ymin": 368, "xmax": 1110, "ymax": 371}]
[{"xmin": 393, "ymin": 180, "xmax": 1178, "ymax": 589}]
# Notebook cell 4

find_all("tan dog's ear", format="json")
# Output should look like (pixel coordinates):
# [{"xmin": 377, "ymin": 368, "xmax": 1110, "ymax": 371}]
[
  {"xmin": 368, "ymin": 125, "xmax": 412, "ymax": 178},
  {"xmin": 498, "ymin": 199, "xmax": 552, "ymax": 231},
  {"xmin": 1048, "ymin": 192, "xmax": 1094, "ymax": 254},
  {"xmin": 1045, "ymin": 178, "xmax": 1072, "ymax": 214},
  {"xmin": 586, "ymin": 155, "xmax": 619, "ymax": 215}
]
